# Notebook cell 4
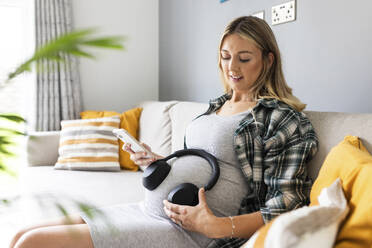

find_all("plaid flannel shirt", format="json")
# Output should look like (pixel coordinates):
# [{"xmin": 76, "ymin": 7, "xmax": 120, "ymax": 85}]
[{"xmin": 184, "ymin": 93, "xmax": 319, "ymax": 248}]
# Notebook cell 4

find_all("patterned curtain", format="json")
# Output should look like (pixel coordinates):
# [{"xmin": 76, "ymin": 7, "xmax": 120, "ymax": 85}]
[{"xmin": 35, "ymin": 0, "xmax": 83, "ymax": 131}]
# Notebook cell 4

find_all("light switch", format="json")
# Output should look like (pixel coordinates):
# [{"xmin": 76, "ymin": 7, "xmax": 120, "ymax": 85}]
[{"xmin": 271, "ymin": 0, "xmax": 296, "ymax": 25}]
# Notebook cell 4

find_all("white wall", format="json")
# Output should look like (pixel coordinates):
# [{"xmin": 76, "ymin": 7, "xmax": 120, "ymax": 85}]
[
  {"xmin": 159, "ymin": 0, "xmax": 372, "ymax": 113},
  {"xmin": 72, "ymin": 0, "xmax": 158, "ymax": 112}
]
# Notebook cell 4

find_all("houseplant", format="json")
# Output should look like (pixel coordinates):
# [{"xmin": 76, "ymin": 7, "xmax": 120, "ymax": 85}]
[{"xmin": 0, "ymin": 28, "xmax": 125, "ymax": 217}]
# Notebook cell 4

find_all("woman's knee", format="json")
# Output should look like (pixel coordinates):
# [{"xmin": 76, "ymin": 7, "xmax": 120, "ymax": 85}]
[
  {"xmin": 13, "ymin": 229, "xmax": 44, "ymax": 248},
  {"xmin": 9, "ymin": 228, "xmax": 30, "ymax": 248},
  {"xmin": 13, "ymin": 224, "xmax": 93, "ymax": 248},
  {"xmin": 10, "ymin": 214, "xmax": 85, "ymax": 248}
]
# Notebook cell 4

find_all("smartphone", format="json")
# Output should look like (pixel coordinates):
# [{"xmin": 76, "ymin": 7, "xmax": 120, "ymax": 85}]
[{"xmin": 112, "ymin": 128, "xmax": 152, "ymax": 157}]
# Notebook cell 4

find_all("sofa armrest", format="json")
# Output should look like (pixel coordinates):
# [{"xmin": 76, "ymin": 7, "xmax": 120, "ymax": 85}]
[{"xmin": 26, "ymin": 131, "xmax": 60, "ymax": 166}]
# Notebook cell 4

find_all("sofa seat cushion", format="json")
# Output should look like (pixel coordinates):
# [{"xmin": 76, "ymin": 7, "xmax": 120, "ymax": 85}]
[
  {"xmin": 1, "ymin": 167, "xmax": 144, "ymax": 247},
  {"xmin": 19, "ymin": 166, "xmax": 145, "ymax": 209}
]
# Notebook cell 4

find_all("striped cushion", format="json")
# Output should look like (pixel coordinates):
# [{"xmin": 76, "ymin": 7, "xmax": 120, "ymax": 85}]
[{"xmin": 55, "ymin": 116, "xmax": 121, "ymax": 171}]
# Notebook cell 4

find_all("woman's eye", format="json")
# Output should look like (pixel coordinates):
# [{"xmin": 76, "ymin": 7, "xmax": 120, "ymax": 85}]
[
  {"xmin": 240, "ymin": 59, "xmax": 251, "ymax": 62},
  {"xmin": 221, "ymin": 56, "xmax": 230, "ymax": 60}
]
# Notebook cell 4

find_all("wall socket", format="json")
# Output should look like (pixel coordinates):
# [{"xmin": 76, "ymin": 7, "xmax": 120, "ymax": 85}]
[
  {"xmin": 252, "ymin": 11, "xmax": 265, "ymax": 20},
  {"xmin": 271, "ymin": 0, "xmax": 296, "ymax": 25}
]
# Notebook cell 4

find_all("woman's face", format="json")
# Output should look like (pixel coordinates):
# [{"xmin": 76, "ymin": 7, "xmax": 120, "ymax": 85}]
[{"xmin": 220, "ymin": 33, "xmax": 264, "ymax": 94}]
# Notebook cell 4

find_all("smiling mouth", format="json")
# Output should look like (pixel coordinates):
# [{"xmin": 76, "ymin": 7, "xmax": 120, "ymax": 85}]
[{"xmin": 230, "ymin": 75, "xmax": 243, "ymax": 82}]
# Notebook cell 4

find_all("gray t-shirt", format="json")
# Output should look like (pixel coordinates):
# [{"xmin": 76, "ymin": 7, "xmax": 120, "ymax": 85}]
[
  {"xmin": 144, "ymin": 110, "xmax": 251, "ymax": 219},
  {"xmin": 81, "ymin": 110, "xmax": 254, "ymax": 248}
]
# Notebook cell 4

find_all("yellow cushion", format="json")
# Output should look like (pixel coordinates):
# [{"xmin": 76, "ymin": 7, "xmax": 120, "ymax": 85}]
[
  {"xmin": 80, "ymin": 110, "xmax": 120, "ymax": 119},
  {"xmin": 243, "ymin": 135, "xmax": 372, "ymax": 248},
  {"xmin": 80, "ymin": 108, "xmax": 143, "ymax": 171},
  {"xmin": 118, "ymin": 107, "xmax": 143, "ymax": 171},
  {"xmin": 310, "ymin": 135, "xmax": 372, "ymax": 248},
  {"xmin": 252, "ymin": 221, "xmax": 274, "ymax": 247}
]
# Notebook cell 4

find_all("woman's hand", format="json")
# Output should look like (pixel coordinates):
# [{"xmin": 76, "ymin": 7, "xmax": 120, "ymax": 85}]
[
  {"xmin": 122, "ymin": 143, "xmax": 164, "ymax": 167},
  {"xmin": 163, "ymin": 188, "xmax": 219, "ymax": 238}
]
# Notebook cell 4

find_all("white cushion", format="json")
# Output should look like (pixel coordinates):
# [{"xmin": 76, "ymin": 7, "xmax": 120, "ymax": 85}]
[
  {"xmin": 137, "ymin": 101, "xmax": 178, "ymax": 157},
  {"xmin": 243, "ymin": 178, "xmax": 349, "ymax": 248},
  {"xmin": 168, "ymin": 101, "xmax": 208, "ymax": 152},
  {"xmin": 26, "ymin": 131, "xmax": 60, "ymax": 166}
]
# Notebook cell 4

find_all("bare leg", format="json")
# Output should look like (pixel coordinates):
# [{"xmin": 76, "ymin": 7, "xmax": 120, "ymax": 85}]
[
  {"xmin": 9, "ymin": 214, "xmax": 85, "ymax": 248},
  {"xmin": 14, "ymin": 224, "xmax": 93, "ymax": 248}
]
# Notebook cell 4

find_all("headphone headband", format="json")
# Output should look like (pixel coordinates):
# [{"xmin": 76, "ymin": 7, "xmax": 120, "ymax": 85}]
[{"xmin": 162, "ymin": 149, "xmax": 220, "ymax": 191}]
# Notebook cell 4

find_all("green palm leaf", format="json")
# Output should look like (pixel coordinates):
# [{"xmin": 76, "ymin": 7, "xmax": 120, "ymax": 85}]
[
  {"xmin": 0, "ymin": 114, "xmax": 26, "ymax": 123},
  {"xmin": 0, "ymin": 145, "xmax": 12, "ymax": 155},
  {"xmin": 6, "ymin": 28, "xmax": 125, "ymax": 82},
  {"xmin": 0, "ymin": 128, "xmax": 25, "ymax": 136}
]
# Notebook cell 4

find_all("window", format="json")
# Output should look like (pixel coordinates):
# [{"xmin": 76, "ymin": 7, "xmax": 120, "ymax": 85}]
[
  {"xmin": 0, "ymin": 0, "xmax": 34, "ymax": 194},
  {"xmin": 0, "ymin": 0, "xmax": 35, "ymax": 115}
]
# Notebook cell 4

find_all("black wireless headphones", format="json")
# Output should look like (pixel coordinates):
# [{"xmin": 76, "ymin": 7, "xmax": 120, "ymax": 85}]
[{"xmin": 142, "ymin": 149, "xmax": 220, "ymax": 206}]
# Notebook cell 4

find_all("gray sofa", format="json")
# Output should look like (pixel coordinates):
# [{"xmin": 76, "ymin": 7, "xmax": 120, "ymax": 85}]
[
  {"xmin": 23, "ymin": 100, "xmax": 372, "ymax": 208},
  {"xmin": 3, "ymin": 100, "xmax": 371, "ymax": 246}
]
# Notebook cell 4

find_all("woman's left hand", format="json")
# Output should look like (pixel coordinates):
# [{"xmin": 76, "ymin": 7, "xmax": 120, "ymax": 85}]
[{"xmin": 163, "ymin": 188, "xmax": 218, "ymax": 238}]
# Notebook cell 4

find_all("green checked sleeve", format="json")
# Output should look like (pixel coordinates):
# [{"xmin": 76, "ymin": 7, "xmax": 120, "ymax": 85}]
[{"xmin": 260, "ymin": 112, "xmax": 318, "ymax": 223}]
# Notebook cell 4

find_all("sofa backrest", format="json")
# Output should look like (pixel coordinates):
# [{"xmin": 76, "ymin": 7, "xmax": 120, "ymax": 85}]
[
  {"xmin": 137, "ymin": 101, "xmax": 178, "ymax": 157},
  {"xmin": 138, "ymin": 101, "xmax": 372, "ymax": 180},
  {"xmin": 304, "ymin": 110, "xmax": 372, "ymax": 179},
  {"xmin": 169, "ymin": 101, "xmax": 209, "ymax": 152}
]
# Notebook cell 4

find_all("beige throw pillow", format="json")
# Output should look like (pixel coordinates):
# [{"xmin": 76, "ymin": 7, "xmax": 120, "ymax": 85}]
[{"xmin": 55, "ymin": 116, "xmax": 121, "ymax": 171}]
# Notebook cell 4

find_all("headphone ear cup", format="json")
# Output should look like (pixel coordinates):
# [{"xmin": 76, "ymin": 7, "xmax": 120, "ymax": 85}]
[
  {"xmin": 142, "ymin": 160, "xmax": 171, "ymax": 190},
  {"xmin": 167, "ymin": 183, "xmax": 199, "ymax": 206}
]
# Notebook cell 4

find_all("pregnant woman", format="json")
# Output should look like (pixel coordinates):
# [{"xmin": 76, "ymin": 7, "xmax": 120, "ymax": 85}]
[{"xmin": 10, "ymin": 16, "xmax": 318, "ymax": 248}]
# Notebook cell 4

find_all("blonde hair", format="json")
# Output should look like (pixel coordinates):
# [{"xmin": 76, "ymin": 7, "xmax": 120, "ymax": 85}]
[{"xmin": 218, "ymin": 16, "xmax": 306, "ymax": 112}]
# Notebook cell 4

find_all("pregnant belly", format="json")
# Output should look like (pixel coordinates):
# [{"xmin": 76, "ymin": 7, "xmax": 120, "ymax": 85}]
[{"xmin": 143, "ymin": 156, "xmax": 249, "ymax": 218}]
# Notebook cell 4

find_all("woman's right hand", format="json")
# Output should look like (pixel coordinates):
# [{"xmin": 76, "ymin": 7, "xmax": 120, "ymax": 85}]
[{"xmin": 122, "ymin": 142, "xmax": 164, "ymax": 167}]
